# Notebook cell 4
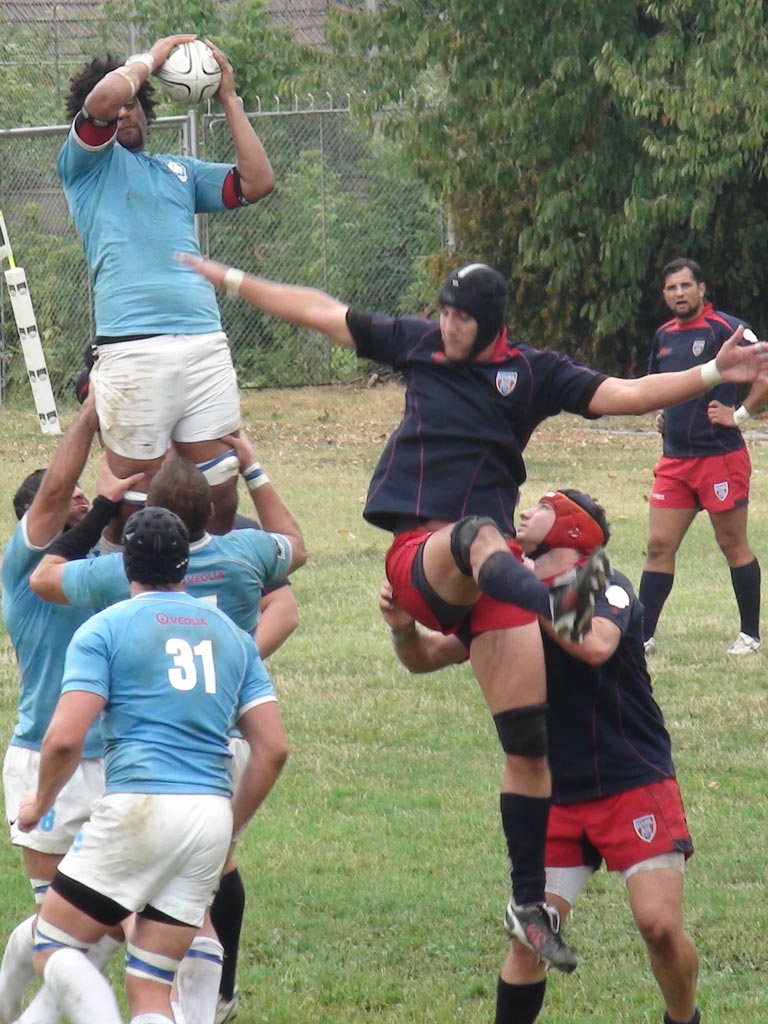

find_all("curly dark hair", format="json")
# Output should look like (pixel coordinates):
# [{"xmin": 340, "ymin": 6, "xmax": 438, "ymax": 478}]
[{"xmin": 65, "ymin": 54, "xmax": 157, "ymax": 123}]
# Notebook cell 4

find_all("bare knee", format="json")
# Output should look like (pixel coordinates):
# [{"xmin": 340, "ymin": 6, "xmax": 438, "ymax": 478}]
[{"xmin": 634, "ymin": 906, "xmax": 680, "ymax": 951}]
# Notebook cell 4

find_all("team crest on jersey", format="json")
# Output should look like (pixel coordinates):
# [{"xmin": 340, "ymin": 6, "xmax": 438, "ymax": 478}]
[
  {"xmin": 714, "ymin": 480, "xmax": 729, "ymax": 502},
  {"xmin": 165, "ymin": 160, "xmax": 188, "ymax": 183},
  {"xmin": 633, "ymin": 814, "xmax": 657, "ymax": 843},
  {"xmin": 691, "ymin": 338, "xmax": 705, "ymax": 357},
  {"xmin": 495, "ymin": 370, "xmax": 518, "ymax": 396}
]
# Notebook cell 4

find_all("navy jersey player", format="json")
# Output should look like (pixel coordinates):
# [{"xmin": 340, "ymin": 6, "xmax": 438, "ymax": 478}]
[
  {"xmin": 59, "ymin": 34, "xmax": 275, "ymax": 535},
  {"xmin": 177, "ymin": 253, "xmax": 767, "ymax": 972},
  {"xmin": 380, "ymin": 490, "xmax": 700, "ymax": 1024},
  {"xmin": 639, "ymin": 257, "xmax": 767, "ymax": 656},
  {"xmin": 16, "ymin": 508, "xmax": 288, "ymax": 1024}
]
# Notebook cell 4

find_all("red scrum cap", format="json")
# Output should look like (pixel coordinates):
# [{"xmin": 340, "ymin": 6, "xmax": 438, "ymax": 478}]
[{"xmin": 538, "ymin": 489, "xmax": 610, "ymax": 555}]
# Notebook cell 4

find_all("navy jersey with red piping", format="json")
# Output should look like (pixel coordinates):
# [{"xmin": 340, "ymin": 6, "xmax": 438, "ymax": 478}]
[
  {"xmin": 543, "ymin": 569, "xmax": 675, "ymax": 804},
  {"xmin": 348, "ymin": 312, "xmax": 606, "ymax": 533},
  {"xmin": 649, "ymin": 303, "xmax": 750, "ymax": 458}
]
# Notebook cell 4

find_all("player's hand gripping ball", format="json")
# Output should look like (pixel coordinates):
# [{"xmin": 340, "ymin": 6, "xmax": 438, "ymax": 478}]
[{"xmin": 155, "ymin": 39, "xmax": 222, "ymax": 105}]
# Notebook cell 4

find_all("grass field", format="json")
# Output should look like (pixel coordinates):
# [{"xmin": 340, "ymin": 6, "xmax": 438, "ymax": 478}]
[{"xmin": 0, "ymin": 383, "xmax": 766, "ymax": 1023}]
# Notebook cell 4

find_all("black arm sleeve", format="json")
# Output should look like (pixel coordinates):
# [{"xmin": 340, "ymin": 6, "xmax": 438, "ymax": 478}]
[
  {"xmin": 345, "ymin": 308, "xmax": 373, "ymax": 350},
  {"xmin": 47, "ymin": 496, "xmax": 122, "ymax": 561}
]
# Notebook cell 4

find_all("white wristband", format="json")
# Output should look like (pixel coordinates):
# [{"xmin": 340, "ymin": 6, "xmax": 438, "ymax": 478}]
[
  {"xmin": 733, "ymin": 405, "xmax": 751, "ymax": 427},
  {"xmin": 243, "ymin": 461, "xmax": 270, "ymax": 492},
  {"xmin": 125, "ymin": 52, "xmax": 156, "ymax": 74},
  {"xmin": 223, "ymin": 267, "xmax": 245, "ymax": 298},
  {"xmin": 700, "ymin": 359, "xmax": 723, "ymax": 388}
]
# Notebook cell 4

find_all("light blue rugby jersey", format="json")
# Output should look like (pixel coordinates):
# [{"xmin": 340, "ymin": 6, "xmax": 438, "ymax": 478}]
[
  {"xmin": 61, "ymin": 530, "xmax": 292, "ymax": 634},
  {"xmin": 61, "ymin": 591, "xmax": 275, "ymax": 795},
  {"xmin": 1, "ymin": 518, "xmax": 103, "ymax": 757},
  {"xmin": 57, "ymin": 127, "xmax": 232, "ymax": 336}
]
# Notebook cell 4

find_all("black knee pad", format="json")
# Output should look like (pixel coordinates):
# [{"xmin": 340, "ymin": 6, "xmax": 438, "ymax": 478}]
[
  {"xmin": 450, "ymin": 515, "xmax": 498, "ymax": 576},
  {"xmin": 493, "ymin": 704, "xmax": 549, "ymax": 757}
]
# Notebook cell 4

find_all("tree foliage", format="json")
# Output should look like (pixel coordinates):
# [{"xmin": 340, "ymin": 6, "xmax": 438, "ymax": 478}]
[{"xmin": 328, "ymin": 0, "xmax": 768, "ymax": 371}]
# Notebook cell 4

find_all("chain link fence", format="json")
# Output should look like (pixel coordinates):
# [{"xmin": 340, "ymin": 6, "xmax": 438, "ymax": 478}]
[
  {"xmin": 0, "ymin": 104, "xmax": 442, "ymax": 407},
  {"xmin": 0, "ymin": 2, "xmax": 444, "ymax": 410}
]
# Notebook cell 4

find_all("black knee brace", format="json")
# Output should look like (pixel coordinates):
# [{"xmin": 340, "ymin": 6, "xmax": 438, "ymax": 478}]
[
  {"xmin": 493, "ymin": 704, "xmax": 549, "ymax": 758},
  {"xmin": 450, "ymin": 515, "xmax": 498, "ymax": 576}
]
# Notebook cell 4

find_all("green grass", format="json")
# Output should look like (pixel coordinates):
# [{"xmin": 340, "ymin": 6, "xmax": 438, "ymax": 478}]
[{"xmin": 1, "ymin": 385, "xmax": 766, "ymax": 1023}]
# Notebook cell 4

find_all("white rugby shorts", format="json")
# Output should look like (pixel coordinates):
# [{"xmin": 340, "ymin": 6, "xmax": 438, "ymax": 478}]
[
  {"xmin": 57, "ymin": 791, "xmax": 233, "ymax": 927},
  {"xmin": 92, "ymin": 331, "xmax": 241, "ymax": 460},
  {"xmin": 3, "ymin": 745, "xmax": 105, "ymax": 855}
]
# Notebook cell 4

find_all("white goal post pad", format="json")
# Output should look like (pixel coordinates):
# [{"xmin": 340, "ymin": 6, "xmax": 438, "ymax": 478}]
[{"xmin": 4, "ymin": 266, "xmax": 61, "ymax": 435}]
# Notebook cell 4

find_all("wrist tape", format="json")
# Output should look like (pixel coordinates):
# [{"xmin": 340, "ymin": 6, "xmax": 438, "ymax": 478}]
[
  {"xmin": 243, "ymin": 462, "xmax": 270, "ymax": 492},
  {"xmin": 700, "ymin": 359, "xmax": 723, "ymax": 388},
  {"xmin": 733, "ymin": 405, "xmax": 751, "ymax": 426}
]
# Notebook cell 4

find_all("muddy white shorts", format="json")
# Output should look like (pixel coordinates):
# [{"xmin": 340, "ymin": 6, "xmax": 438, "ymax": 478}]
[
  {"xmin": 92, "ymin": 331, "xmax": 240, "ymax": 460},
  {"xmin": 3, "ymin": 745, "xmax": 104, "ymax": 856},
  {"xmin": 56, "ymin": 791, "xmax": 233, "ymax": 927}
]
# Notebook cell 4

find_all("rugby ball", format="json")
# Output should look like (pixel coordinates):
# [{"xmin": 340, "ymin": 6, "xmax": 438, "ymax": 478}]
[{"xmin": 155, "ymin": 40, "xmax": 222, "ymax": 105}]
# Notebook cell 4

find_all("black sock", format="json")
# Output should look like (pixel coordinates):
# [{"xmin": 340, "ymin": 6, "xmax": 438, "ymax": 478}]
[
  {"xmin": 477, "ymin": 551, "xmax": 550, "ymax": 617},
  {"xmin": 730, "ymin": 558, "xmax": 761, "ymax": 639},
  {"xmin": 663, "ymin": 1009, "xmax": 700, "ymax": 1024},
  {"xmin": 638, "ymin": 570, "xmax": 674, "ymax": 639},
  {"xmin": 500, "ymin": 792, "xmax": 549, "ymax": 906},
  {"xmin": 495, "ymin": 977, "xmax": 546, "ymax": 1024},
  {"xmin": 210, "ymin": 867, "xmax": 246, "ymax": 1000}
]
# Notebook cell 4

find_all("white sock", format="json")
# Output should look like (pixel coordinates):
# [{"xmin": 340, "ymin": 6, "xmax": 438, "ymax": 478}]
[
  {"xmin": 43, "ymin": 947, "xmax": 122, "ymax": 1024},
  {"xmin": 13, "ymin": 984, "xmax": 61, "ymax": 1024},
  {"xmin": 170, "ymin": 998, "xmax": 186, "ymax": 1024},
  {"xmin": 0, "ymin": 913, "xmax": 37, "ymax": 1023},
  {"xmin": 130, "ymin": 1015, "xmax": 174, "ymax": 1023},
  {"xmin": 176, "ymin": 937, "xmax": 223, "ymax": 1024},
  {"xmin": 87, "ymin": 933, "xmax": 123, "ymax": 971},
  {"xmin": 13, "ymin": 932, "xmax": 123, "ymax": 1024}
]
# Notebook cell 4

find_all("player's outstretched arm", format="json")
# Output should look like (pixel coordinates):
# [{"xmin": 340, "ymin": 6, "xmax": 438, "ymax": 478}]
[
  {"xmin": 82, "ymin": 34, "xmax": 197, "ymax": 123},
  {"xmin": 176, "ymin": 254, "xmax": 355, "ymax": 347},
  {"xmin": 25, "ymin": 394, "xmax": 100, "ymax": 549},
  {"xmin": 588, "ymin": 326, "xmax": 768, "ymax": 416},
  {"xmin": 220, "ymin": 431, "xmax": 307, "ymax": 573},
  {"xmin": 30, "ymin": 453, "xmax": 145, "ymax": 603},
  {"xmin": 204, "ymin": 39, "xmax": 275, "ymax": 202}
]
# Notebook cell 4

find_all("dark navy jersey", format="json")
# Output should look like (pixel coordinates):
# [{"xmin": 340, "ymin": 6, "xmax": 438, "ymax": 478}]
[
  {"xmin": 649, "ymin": 303, "xmax": 749, "ymax": 458},
  {"xmin": 349, "ymin": 312, "xmax": 606, "ymax": 533},
  {"xmin": 543, "ymin": 569, "xmax": 675, "ymax": 804}
]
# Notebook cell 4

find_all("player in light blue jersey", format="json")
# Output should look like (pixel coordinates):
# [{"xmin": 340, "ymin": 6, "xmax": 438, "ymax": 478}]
[
  {"xmin": 0, "ymin": 397, "xmax": 141, "ymax": 1023},
  {"xmin": 59, "ymin": 34, "xmax": 276, "ymax": 535},
  {"xmin": 30, "ymin": 441, "xmax": 306, "ymax": 636},
  {"xmin": 29, "ymin": 435, "xmax": 305, "ymax": 1024},
  {"xmin": 17, "ymin": 507, "xmax": 288, "ymax": 1024}
]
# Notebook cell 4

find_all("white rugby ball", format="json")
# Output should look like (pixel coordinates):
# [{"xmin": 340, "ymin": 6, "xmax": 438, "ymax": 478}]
[{"xmin": 155, "ymin": 40, "xmax": 222, "ymax": 105}]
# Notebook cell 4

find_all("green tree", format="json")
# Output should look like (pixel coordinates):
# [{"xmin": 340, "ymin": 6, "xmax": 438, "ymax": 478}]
[{"xmin": 328, "ymin": 1, "xmax": 768, "ymax": 371}]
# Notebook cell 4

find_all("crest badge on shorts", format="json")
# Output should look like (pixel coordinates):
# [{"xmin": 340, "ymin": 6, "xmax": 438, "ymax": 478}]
[
  {"xmin": 714, "ymin": 481, "xmax": 729, "ymax": 502},
  {"xmin": 692, "ymin": 339, "xmax": 705, "ymax": 357},
  {"xmin": 633, "ymin": 814, "xmax": 657, "ymax": 843},
  {"xmin": 496, "ymin": 371, "xmax": 518, "ymax": 396}
]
